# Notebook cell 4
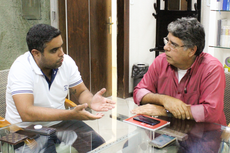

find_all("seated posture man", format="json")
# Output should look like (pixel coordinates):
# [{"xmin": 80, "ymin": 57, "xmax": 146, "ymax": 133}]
[
  {"xmin": 132, "ymin": 17, "xmax": 226, "ymax": 126},
  {"xmin": 5, "ymin": 24, "xmax": 116, "ymax": 151}
]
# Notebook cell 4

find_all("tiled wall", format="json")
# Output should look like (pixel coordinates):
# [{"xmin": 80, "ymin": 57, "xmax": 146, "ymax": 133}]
[{"xmin": 0, "ymin": 0, "xmax": 50, "ymax": 70}]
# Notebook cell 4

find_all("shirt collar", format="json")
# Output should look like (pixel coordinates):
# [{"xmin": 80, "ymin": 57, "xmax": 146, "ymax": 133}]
[
  {"xmin": 187, "ymin": 52, "xmax": 205, "ymax": 75},
  {"xmin": 168, "ymin": 52, "xmax": 205, "ymax": 75},
  {"xmin": 28, "ymin": 51, "xmax": 43, "ymax": 75}
]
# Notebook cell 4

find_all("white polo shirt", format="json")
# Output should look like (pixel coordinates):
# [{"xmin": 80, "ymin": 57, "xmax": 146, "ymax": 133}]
[{"xmin": 5, "ymin": 51, "xmax": 82, "ymax": 124}]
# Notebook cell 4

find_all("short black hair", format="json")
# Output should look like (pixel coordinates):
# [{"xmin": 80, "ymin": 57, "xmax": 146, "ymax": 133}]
[{"xmin": 26, "ymin": 24, "xmax": 61, "ymax": 53}]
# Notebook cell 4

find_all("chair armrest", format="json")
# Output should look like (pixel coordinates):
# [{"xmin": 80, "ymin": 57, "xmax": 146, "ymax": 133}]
[
  {"xmin": 0, "ymin": 116, "xmax": 11, "ymax": 128},
  {"xmin": 65, "ymin": 98, "xmax": 92, "ymax": 113},
  {"xmin": 65, "ymin": 98, "xmax": 77, "ymax": 109}
]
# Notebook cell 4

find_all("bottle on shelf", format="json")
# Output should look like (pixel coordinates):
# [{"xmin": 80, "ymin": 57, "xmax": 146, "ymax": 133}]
[{"xmin": 223, "ymin": 0, "xmax": 230, "ymax": 10}]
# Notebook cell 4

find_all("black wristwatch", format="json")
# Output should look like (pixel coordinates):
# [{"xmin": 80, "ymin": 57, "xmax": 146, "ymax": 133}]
[{"xmin": 165, "ymin": 109, "xmax": 173, "ymax": 117}]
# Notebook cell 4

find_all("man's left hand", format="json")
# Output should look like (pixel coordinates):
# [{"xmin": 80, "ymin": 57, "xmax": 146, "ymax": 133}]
[{"xmin": 90, "ymin": 88, "xmax": 116, "ymax": 111}]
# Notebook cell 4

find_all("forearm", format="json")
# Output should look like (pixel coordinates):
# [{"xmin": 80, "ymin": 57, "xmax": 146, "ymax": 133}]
[
  {"xmin": 141, "ymin": 93, "xmax": 166, "ymax": 106},
  {"xmin": 20, "ymin": 106, "xmax": 75, "ymax": 122},
  {"xmin": 70, "ymin": 83, "xmax": 93, "ymax": 108},
  {"xmin": 78, "ymin": 89, "xmax": 93, "ymax": 108},
  {"xmin": 141, "ymin": 93, "xmax": 173, "ymax": 116}
]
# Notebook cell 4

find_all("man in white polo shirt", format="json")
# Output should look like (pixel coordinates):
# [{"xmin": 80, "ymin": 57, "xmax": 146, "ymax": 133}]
[{"xmin": 5, "ymin": 24, "xmax": 115, "ymax": 151}]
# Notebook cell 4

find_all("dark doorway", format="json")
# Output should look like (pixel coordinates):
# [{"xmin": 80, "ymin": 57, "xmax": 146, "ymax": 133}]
[{"xmin": 58, "ymin": 0, "xmax": 130, "ymax": 99}]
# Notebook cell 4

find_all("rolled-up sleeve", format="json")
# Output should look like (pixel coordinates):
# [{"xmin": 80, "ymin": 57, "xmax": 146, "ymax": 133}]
[
  {"xmin": 133, "ymin": 57, "xmax": 162, "ymax": 105},
  {"xmin": 134, "ymin": 88, "xmax": 151, "ymax": 105},
  {"xmin": 191, "ymin": 105, "xmax": 205, "ymax": 122}
]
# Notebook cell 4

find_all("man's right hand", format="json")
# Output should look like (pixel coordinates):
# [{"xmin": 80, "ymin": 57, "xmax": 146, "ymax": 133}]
[
  {"xmin": 72, "ymin": 103, "xmax": 104, "ymax": 120},
  {"xmin": 130, "ymin": 104, "xmax": 167, "ymax": 116}
]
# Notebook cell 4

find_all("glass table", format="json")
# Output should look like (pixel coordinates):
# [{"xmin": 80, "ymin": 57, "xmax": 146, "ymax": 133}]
[
  {"xmin": 89, "ymin": 116, "xmax": 230, "ymax": 153},
  {"xmin": 0, "ymin": 116, "xmax": 229, "ymax": 153}
]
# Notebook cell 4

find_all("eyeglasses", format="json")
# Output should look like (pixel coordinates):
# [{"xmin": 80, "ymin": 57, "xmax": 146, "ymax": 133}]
[{"xmin": 163, "ymin": 37, "xmax": 187, "ymax": 49}]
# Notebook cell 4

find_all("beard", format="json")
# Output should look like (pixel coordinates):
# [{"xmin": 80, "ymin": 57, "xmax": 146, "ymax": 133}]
[{"xmin": 41, "ymin": 58, "xmax": 63, "ymax": 70}]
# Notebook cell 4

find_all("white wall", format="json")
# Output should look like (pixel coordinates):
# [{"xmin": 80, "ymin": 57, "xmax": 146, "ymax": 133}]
[
  {"xmin": 129, "ymin": 0, "xmax": 210, "ymax": 93},
  {"xmin": 129, "ymin": 0, "xmax": 156, "ymax": 92},
  {"xmin": 200, "ymin": 0, "xmax": 210, "ymax": 53}
]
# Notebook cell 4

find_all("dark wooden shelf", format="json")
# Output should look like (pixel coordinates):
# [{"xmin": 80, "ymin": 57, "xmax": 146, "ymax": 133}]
[{"xmin": 151, "ymin": 0, "xmax": 201, "ymax": 57}]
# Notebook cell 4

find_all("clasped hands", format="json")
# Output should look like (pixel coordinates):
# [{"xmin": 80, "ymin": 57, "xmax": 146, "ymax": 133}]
[{"xmin": 131, "ymin": 96, "xmax": 193, "ymax": 120}]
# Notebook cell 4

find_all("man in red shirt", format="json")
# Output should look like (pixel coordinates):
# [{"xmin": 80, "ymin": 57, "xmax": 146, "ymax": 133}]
[{"xmin": 132, "ymin": 17, "xmax": 226, "ymax": 126}]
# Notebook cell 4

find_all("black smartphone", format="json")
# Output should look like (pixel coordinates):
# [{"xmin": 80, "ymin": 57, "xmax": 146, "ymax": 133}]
[
  {"xmin": 16, "ymin": 130, "xmax": 39, "ymax": 139},
  {"xmin": 110, "ymin": 114, "xmax": 128, "ymax": 121},
  {"xmin": 23, "ymin": 125, "xmax": 56, "ymax": 136},
  {"xmin": 133, "ymin": 115, "xmax": 160, "ymax": 126}
]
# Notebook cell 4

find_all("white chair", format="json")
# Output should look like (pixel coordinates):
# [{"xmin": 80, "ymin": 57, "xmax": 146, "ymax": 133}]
[
  {"xmin": 0, "ymin": 69, "xmax": 9, "ymax": 118},
  {"xmin": 0, "ymin": 69, "xmax": 77, "ymax": 117}
]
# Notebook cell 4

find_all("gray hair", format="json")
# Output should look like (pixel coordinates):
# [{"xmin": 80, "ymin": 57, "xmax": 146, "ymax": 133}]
[{"xmin": 167, "ymin": 17, "xmax": 205, "ymax": 56}]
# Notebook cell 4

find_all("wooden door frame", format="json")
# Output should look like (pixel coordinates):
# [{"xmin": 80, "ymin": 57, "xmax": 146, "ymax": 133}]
[
  {"xmin": 58, "ymin": 0, "xmax": 130, "ymax": 98},
  {"xmin": 117, "ymin": 0, "xmax": 129, "ymax": 98},
  {"xmin": 58, "ymin": 0, "xmax": 66, "ymax": 54}
]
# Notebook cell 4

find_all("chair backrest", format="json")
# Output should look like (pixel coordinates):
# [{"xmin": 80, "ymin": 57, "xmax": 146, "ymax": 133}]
[
  {"xmin": 0, "ymin": 69, "xmax": 9, "ymax": 118},
  {"xmin": 224, "ymin": 72, "xmax": 230, "ymax": 124}
]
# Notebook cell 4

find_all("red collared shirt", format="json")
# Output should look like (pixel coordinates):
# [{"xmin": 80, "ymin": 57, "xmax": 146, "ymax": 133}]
[{"xmin": 133, "ymin": 53, "xmax": 226, "ymax": 126}]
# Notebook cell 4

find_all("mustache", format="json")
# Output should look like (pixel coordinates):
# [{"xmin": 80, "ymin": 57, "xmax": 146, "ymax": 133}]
[{"xmin": 58, "ymin": 57, "xmax": 64, "ymax": 61}]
